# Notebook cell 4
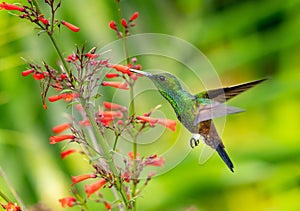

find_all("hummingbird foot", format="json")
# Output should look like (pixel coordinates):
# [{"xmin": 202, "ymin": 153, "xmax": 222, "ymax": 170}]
[{"xmin": 190, "ymin": 134, "xmax": 201, "ymax": 148}]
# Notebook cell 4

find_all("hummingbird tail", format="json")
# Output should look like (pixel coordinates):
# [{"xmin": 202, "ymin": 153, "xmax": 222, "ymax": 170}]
[{"xmin": 216, "ymin": 145, "xmax": 234, "ymax": 172}]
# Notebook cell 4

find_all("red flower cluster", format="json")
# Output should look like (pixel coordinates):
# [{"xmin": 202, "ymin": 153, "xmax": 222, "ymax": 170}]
[
  {"xmin": 50, "ymin": 121, "xmax": 74, "ymax": 144},
  {"xmin": 78, "ymin": 102, "xmax": 127, "ymax": 128},
  {"xmin": 59, "ymin": 197, "xmax": 76, "ymax": 208},
  {"xmin": 1, "ymin": 2, "xmax": 80, "ymax": 35},
  {"xmin": 21, "ymin": 62, "xmax": 76, "ymax": 109},
  {"xmin": 98, "ymin": 109, "xmax": 124, "ymax": 127},
  {"xmin": 122, "ymin": 152, "xmax": 165, "ymax": 183},
  {"xmin": 21, "ymin": 68, "xmax": 48, "ymax": 80},
  {"xmin": 109, "ymin": 11, "xmax": 138, "ymax": 37},
  {"xmin": 1, "ymin": 202, "xmax": 21, "ymax": 211},
  {"xmin": 102, "ymin": 61, "xmax": 142, "ymax": 90}
]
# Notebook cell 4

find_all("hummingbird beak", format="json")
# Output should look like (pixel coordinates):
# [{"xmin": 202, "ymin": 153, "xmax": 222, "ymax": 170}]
[{"xmin": 129, "ymin": 68, "xmax": 152, "ymax": 77}]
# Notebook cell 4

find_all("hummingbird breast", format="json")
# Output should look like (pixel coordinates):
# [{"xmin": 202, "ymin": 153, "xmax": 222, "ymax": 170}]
[
  {"xmin": 177, "ymin": 106, "xmax": 199, "ymax": 133},
  {"xmin": 171, "ymin": 95, "xmax": 199, "ymax": 133},
  {"xmin": 158, "ymin": 88, "xmax": 199, "ymax": 133}
]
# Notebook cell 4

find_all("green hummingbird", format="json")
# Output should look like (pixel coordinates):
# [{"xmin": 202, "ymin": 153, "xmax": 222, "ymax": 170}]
[{"xmin": 129, "ymin": 69, "xmax": 265, "ymax": 172}]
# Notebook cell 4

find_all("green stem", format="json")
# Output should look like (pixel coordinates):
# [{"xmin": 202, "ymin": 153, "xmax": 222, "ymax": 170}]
[
  {"xmin": 48, "ymin": 34, "xmax": 72, "ymax": 76},
  {"xmin": 113, "ymin": 134, "xmax": 120, "ymax": 151},
  {"xmin": 0, "ymin": 167, "xmax": 28, "ymax": 211},
  {"xmin": 131, "ymin": 138, "xmax": 137, "ymax": 211},
  {"xmin": 0, "ymin": 190, "xmax": 11, "ymax": 203},
  {"xmin": 73, "ymin": 189, "xmax": 91, "ymax": 211},
  {"xmin": 116, "ymin": 3, "xmax": 137, "ymax": 209},
  {"xmin": 82, "ymin": 100, "xmax": 129, "ymax": 209},
  {"xmin": 129, "ymin": 85, "xmax": 135, "ymax": 116},
  {"xmin": 31, "ymin": 0, "xmax": 41, "ymax": 13}
]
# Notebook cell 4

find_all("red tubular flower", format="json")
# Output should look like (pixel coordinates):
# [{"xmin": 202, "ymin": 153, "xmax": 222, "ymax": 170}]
[
  {"xmin": 49, "ymin": 134, "xmax": 75, "ymax": 144},
  {"xmin": 85, "ymin": 53, "xmax": 99, "ymax": 59},
  {"xmin": 148, "ymin": 171, "xmax": 156, "ymax": 178},
  {"xmin": 121, "ymin": 18, "xmax": 128, "ymax": 27},
  {"xmin": 0, "ymin": 2, "xmax": 24, "ymax": 12},
  {"xmin": 21, "ymin": 68, "xmax": 34, "ymax": 76},
  {"xmin": 72, "ymin": 173, "xmax": 97, "ymax": 186},
  {"xmin": 104, "ymin": 202, "xmax": 111, "ymax": 210},
  {"xmin": 32, "ymin": 72, "xmax": 45, "ymax": 80},
  {"xmin": 117, "ymin": 120, "xmax": 124, "ymax": 125},
  {"xmin": 75, "ymin": 104, "xmax": 84, "ymax": 111},
  {"xmin": 137, "ymin": 116, "xmax": 176, "ymax": 131},
  {"xmin": 131, "ymin": 57, "xmax": 137, "ymax": 63},
  {"xmin": 130, "ymin": 73, "xmax": 138, "ymax": 80},
  {"xmin": 122, "ymin": 171, "xmax": 130, "ymax": 183},
  {"xmin": 105, "ymin": 73, "xmax": 119, "ymax": 78},
  {"xmin": 67, "ymin": 53, "xmax": 78, "ymax": 62},
  {"xmin": 85, "ymin": 179, "xmax": 106, "ymax": 198},
  {"xmin": 61, "ymin": 149, "xmax": 77, "ymax": 159},
  {"xmin": 101, "ymin": 81, "xmax": 129, "ymax": 90},
  {"xmin": 135, "ymin": 64, "xmax": 142, "ymax": 70},
  {"xmin": 157, "ymin": 118, "xmax": 177, "ymax": 131},
  {"xmin": 53, "ymin": 82, "xmax": 63, "ymax": 91},
  {"xmin": 79, "ymin": 119, "xmax": 91, "ymax": 126},
  {"xmin": 60, "ymin": 92, "xmax": 79, "ymax": 102},
  {"xmin": 109, "ymin": 20, "xmax": 117, "ymax": 30},
  {"xmin": 52, "ymin": 123, "xmax": 71, "ymax": 134},
  {"xmin": 60, "ymin": 73, "xmax": 68, "ymax": 79},
  {"xmin": 128, "ymin": 151, "xmax": 140, "ymax": 160},
  {"xmin": 136, "ymin": 116, "xmax": 158, "ymax": 126},
  {"xmin": 109, "ymin": 64, "xmax": 131, "ymax": 74},
  {"xmin": 103, "ymin": 101, "xmax": 127, "ymax": 111},
  {"xmin": 61, "ymin": 20, "xmax": 80, "ymax": 32},
  {"xmin": 99, "ymin": 117, "xmax": 114, "ymax": 127},
  {"xmin": 38, "ymin": 14, "xmax": 49, "ymax": 25},
  {"xmin": 129, "ymin": 12, "xmax": 139, "ymax": 21},
  {"xmin": 145, "ymin": 156, "xmax": 165, "ymax": 167},
  {"xmin": 48, "ymin": 95, "xmax": 63, "ymax": 102},
  {"xmin": 59, "ymin": 197, "xmax": 76, "ymax": 208},
  {"xmin": 98, "ymin": 110, "xmax": 123, "ymax": 127},
  {"xmin": 100, "ymin": 110, "xmax": 124, "ymax": 118},
  {"xmin": 1, "ymin": 202, "xmax": 21, "ymax": 211}
]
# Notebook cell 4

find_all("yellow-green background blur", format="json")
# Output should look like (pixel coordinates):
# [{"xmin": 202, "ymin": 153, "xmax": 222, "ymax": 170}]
[{"xmin": 1, "ymin": 0, "xmax": 300, "ymax": 210}]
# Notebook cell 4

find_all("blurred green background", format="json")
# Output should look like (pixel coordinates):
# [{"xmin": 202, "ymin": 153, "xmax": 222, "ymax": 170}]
[{"xmin": 1, "ymin": 0, "xmax": 300, "ymax": 210}]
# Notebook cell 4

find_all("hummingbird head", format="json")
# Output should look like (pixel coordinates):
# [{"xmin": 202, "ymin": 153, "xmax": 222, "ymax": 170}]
[{"xmin": 129, "ymin": 69, "xmax": 183, "ymax": 92}]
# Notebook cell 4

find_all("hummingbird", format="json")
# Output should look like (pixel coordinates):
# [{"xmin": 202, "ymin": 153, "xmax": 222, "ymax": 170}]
[{"xmin": 129, "ymin": 69, "xmax": 266, "ymax": 172}]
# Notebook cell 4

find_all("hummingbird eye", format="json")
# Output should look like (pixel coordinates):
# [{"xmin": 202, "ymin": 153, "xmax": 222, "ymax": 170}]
[{"xmin": 158, "ymin": 75, "xmax": 166, "ymax": 81}]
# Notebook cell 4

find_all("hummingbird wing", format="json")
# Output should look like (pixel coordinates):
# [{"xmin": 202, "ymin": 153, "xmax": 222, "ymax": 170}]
[
  {"xmin": 193, "ymin": 102, "xmax": 244, "ymax": 126},
  {"xmin": 197, "ymin": 79, "xmax": 267, "ymax": 103}
]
